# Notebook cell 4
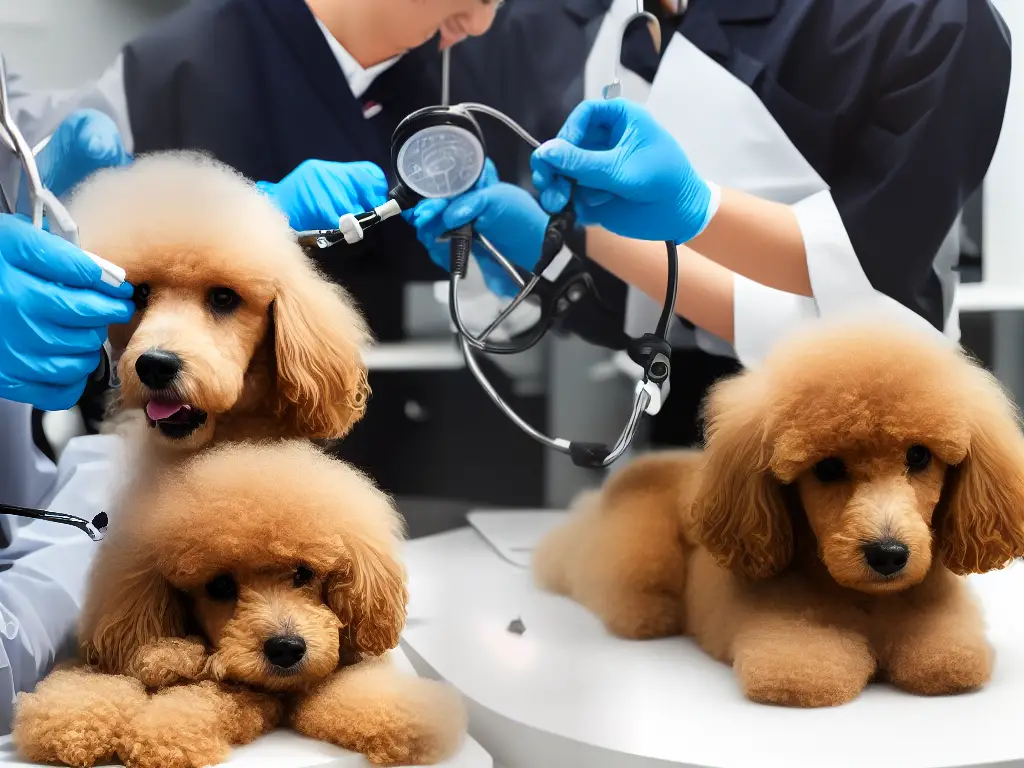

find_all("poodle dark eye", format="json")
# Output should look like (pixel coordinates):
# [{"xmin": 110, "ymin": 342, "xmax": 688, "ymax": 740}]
[
  {"xmin": 906, "ymin": 445, "xmax": 932, "ymax": 473},
  {"xmin": 208, "ymin": 287, "xmax": 242, "ymax": 315},
  {"xmin": 132, "ymin": 282, "xmax": 150, "ymax": 309},
  {"xmin": 293, "ymin": 565, "xmax": 315, "ymax": 587},
  {"xmin": 205, "ymin": 573, "xmax": 237, "ymax": 601},
  {"xmin": 812, "ymin": 457, "xmax": 847, "ymax": 483}
]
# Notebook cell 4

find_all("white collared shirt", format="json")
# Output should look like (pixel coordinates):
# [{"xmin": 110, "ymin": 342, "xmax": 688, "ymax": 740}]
[{"xmin": 315, "ymin": 19, "xmax": 401, "ymax": 99}]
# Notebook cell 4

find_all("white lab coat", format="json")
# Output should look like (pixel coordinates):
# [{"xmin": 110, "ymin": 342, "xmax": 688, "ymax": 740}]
[
  {"xmin": 0, "ymin": 403, "xmax": 121, "ymax": 735},
  {"xmin": 0, "ymin": 68, "xmax": 128, "ymax": 734},
  {"xmin": 587, "ymin": 0, "xmax": 960, "ymax": 368}
]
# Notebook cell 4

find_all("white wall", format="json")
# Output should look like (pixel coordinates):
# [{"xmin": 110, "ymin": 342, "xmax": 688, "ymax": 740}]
[{"xmin": 0, "ymin": 0, "xmax": 185, "ymax": 89}]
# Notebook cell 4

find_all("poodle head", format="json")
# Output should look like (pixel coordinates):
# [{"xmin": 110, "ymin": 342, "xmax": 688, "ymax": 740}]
[
  {"xmin": 693, "ymin": 322, "xmax": 1024, "ymax": 593},
  {"xmin": 188, "ymin": 565, "xmax": 344, "ymax": 692},
  {"xmin": 120, "ymin": 441, "xmax": 408, "ymax": 691},
  {"xmin": 69, "ymin": 151, "xmax": 371, "ymax": 449}
]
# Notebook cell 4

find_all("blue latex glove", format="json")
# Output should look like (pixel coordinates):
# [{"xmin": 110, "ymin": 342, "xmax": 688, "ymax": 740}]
[
  {"xmin": 530, "ymin": 98, "xmax": 718, "ymax": 244},
  {"xmin": 256, "ymin": 160, "xmax": 390, "ymax": 231},
  {"xmin": 17, "ymin": 109, "xmax": 131, "ymax": 215},
  {"xmin": 0, "ymin": 215, "xmax": 135, "ymax": 411},
  {"xmin": 411, "ymin": 161, "xmax": 548, "ymax": 297}
]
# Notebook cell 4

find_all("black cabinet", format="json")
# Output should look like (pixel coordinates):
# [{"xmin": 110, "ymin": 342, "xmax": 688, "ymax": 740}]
[{"xmin": 331, "ymin": 361, "xmax": 546, "ymax": 507}]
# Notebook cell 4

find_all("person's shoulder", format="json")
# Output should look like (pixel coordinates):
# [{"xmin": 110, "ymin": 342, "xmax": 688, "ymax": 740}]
[
  {"xmin": 126, "ymin": 0, "xmax": 252, "ymax": 53},
  {"xmin": 123, "ymin": 0, "xmax": 269, "ymax": 87},
  {"xmin": 804, "ymin": 0, "xmax": 998, "ymax": 37},
  {"xmin": 794, "ymin": 0, "xmax": 1006, "ymax": 65},
  {"xmin": 504, "ymin": 0, "xmax": 613, "ymax": 26}
]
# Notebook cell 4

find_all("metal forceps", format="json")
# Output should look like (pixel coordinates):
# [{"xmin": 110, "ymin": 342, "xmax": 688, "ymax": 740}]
[
  {"xmin": 0, "ymin": 56, "xmax": 126, "ymax": 392},
  {"xmin": 0, "ymin": 56, "xmax": 125, "ymax": 288},
  {"xmin": 0, "ymin": 504, "xmax": 108, "ymax": 542}
]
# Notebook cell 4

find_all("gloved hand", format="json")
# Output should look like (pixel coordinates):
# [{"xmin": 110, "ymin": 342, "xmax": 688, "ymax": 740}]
[
  {"xmin": 17, "ymin": 109, "xmax": 131, "ymax": 215},
  {"xmin": 256, "ymin": 160, "xmax": 390, "ymax": 231},
  {"xmin": 530, "ymin": 98, "xmax": 719, "ymax": 244},
  {"xmin": 410, "ymin": 161, "xmax": 548, "ymax": 297},
  {"xmin": 0, "ymin": 215, "xmax": 135, "ymax": 412}
]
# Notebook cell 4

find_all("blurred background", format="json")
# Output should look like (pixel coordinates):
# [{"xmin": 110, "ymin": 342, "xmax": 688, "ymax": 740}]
[{"xmin": 0, "ymin": 0, "xmax": 1014, "ymax": 520}]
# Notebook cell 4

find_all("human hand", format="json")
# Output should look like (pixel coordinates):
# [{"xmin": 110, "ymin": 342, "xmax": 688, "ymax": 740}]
[
  {"xmin": 257, "ymin": 160, "xmax": 390, "ymax": 231},
  {"xmin": 411, "ymin": 161, "xmax": 548, "ymax": 297},
  {"xmin": 530, "ymin": 98, "xmax": 718, "ymax": 244},
  {"xmin": 18, "ymin": 109, "xmax": 131, "ymax": 215},
  {"xmin": 0, "ymin": 215, "xmax": 135, "ymax": 411}
]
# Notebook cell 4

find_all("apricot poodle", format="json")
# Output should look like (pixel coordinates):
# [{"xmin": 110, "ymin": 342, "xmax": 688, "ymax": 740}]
[
  {"xmin": 67, "ymin": 151, "xmax": 371, "ymax": 452},
  {"xmin": 13, "ymin": 441, "xmax": 466, "ymax": 767},
  {"xmin": 534, "ymin": 321, "xmax": 1024, "ymax": 707}
]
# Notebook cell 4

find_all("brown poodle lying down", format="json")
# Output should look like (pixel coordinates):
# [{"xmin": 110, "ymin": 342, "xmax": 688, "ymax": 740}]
[
  {"xmin": 534, "ymin": 322, "xmax": 1024, "ymax": 707},
  {"xmin": 67, "ymin": 150, "xmax": 371, "ymax": 451},
  {"xmin": 13, "ymin": 442, "xmax": 466, "ymax": 767}
]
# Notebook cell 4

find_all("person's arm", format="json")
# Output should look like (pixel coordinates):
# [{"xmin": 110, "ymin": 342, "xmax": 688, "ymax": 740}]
[
  {"xmin": 712, "ymin": 0, "xmax": 1011, "ymax": 365},
  {"xmin": 1, "ymin": 55, "xmax": 134, "ymax": 208},
  {"xmin": 0, "ymin": 553, "xmax": 81, "ymax": 735},
  {"xmin": 585, "ymin": 226, "xmax": 736, "ymax": 342},
  {"xmin": 5, "ymin": 55, "xmax": 133, "ymax": 152},
  {"xmin": 0, "ymin": 430, "xmax": 124, "ymax": 735},
  {"xmin": 533, "ymin": 0, "xmax": 1011, "ymax": 365},
  {"xmin": 687, "ymin": 188, "xmax": 811, "ymax": 298}
]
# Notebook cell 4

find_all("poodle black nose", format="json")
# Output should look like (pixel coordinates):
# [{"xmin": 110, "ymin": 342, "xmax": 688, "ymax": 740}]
[
  {"xmin": 862, "ymin": 540, "xmax": 909, "ymax": 576},
  {"xmin": 263, "ymin": 635, "xmax": 306, "ymax": 669},
  {"xmin": 135, "ymin": 349, "xmax": 182, "ymax": 390}
]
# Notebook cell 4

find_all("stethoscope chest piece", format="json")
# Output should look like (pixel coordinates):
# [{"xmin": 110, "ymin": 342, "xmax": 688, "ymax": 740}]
[{"xmin": 390, "ymin": 106, "xmax": 488, "ymax": 205}]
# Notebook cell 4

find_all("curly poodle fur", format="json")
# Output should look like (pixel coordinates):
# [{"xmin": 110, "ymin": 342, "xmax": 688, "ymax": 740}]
[
  {"xmin": 14, "ymin": 441, "xmax": 466, "ymax": 767},
  {"xmin": 533, "ymin": 321, "xmax": 1024, "ymax": 707},
  {"xmin": 67, "ymin": 151, "xmax": 372, "ymax": 452}
]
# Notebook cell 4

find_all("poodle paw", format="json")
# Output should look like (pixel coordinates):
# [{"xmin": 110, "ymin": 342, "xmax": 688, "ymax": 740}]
[
  {"xmin": 602, "ymin": 590, "xmax": 684, "ymax": 640},
  {"xmin": 888, "ymin": 639, "xmax": 993, "ymax": 696},
  {"xmin": 128, "ymin": 637, "xmax": 209, "ymax": 688},
  {"xmin": 12, "ymin": 670, "xmax": 146, "ymax": 767},
  {"xmin": 296, "ymin": 677, "xmax": 467, "ymax": 766},
  {"xmin": 735, "ymin": 648, "xmax": 871, "ymax": 708},
  {"xmin": 359, "ymin": 681, "xmax": 466, "ymax": 766},
  {"xmin": 13, "ymin": 712, "xmax": 119, "ymax": 768},
  {"xmin": 123, "ymin": 733, "xmax": 230, "ymax": 768}
]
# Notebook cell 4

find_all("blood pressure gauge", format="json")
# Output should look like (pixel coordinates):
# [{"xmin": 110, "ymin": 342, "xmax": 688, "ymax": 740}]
[{"xmin": 389, "ymin": 105, "xmax": 488, "ymax": 207}]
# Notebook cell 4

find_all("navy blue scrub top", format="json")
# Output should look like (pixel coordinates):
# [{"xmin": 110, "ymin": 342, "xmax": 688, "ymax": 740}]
[
  {"xmin": 617, "ymin": 0, "xmax": 1010, "ymax": 335},
  {"xmin": 119, "ymin": 0, "xmax": 1010, "ymax": 347}
]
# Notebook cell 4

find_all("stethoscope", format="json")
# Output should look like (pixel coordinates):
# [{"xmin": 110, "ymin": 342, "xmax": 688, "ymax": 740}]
[
  {"xmin": 299, "ymin": 2, "xmax": 676, "ymax": 469},
  {"xmin": 0, "ymin": 56, "xmax": 114, "ymax": 541}
]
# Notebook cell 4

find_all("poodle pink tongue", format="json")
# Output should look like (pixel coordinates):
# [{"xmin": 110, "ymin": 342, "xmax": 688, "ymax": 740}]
[{"xmin": 146, "ymin": 401, "xmax": 185, "ymax": 421}]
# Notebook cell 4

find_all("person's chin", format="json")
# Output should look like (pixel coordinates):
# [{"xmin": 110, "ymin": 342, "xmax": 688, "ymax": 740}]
[{"xmin": 437, "ymin": 29, "xmax": 466, "ymax": 51}]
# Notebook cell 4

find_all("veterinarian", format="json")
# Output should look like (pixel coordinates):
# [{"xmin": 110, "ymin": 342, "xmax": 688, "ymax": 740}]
[
  {"xmin": 9, "ymin": 0, "xmax": 602, "ymax": 505},
  {"xmin": 410, "ymin": 0, "xmax": 1012, "ymax": 447},
  {"xmin": 0, "ymin": 80, "xmax": 133, "ymax": 732}
]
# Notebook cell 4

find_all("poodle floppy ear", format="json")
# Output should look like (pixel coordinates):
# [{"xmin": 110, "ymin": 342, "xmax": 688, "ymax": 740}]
[
  {"xmin": 938, "ymin": 365, "xmax": 1024, "ymax": 574},
  {"xmin": 324, "ymin": 536, "xmax": 409, "ymax": 657},
  {"xmin": 693, "ymin": 371, "xmax": 793, "ymax": 580},
  {"xmin": 272, "ymin": 265, "xmax": 372, "ymax": 439},
  {"xmin": 78, "ymin": 560, "xmax": 186, "ymax": 673}
]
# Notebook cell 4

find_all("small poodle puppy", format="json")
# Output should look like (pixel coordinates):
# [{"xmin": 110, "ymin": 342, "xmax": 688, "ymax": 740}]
[
  {"xmin": 533, "ymin": 322, "xmax": 1024, "ymax": 707},
  {"xmin": 67, "ymin": 151, "xmax": 371, "ymax": 452},
  {"xmin": 14, "ymin": 441, "xmax": 466, "ymax": 767}
]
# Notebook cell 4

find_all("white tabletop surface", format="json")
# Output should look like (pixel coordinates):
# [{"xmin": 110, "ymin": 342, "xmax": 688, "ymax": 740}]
[
  {"xmin": 0, "ymin": 646, "xmax": 492, "ymax": 768},
  {"xmin": 400, "ymin": 514, "xmax": 1024, "ymax": 768}
]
